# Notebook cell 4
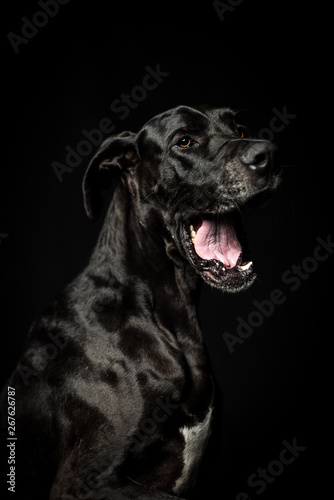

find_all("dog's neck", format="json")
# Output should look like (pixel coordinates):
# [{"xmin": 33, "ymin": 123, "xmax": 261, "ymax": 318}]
[{"xmin": 88, "ymin": 183, "xmax": 202, "ymax": 339}]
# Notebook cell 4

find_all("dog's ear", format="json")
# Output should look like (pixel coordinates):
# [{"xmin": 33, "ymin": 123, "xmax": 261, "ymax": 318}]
[{"xmin": 82, "ymin": 131, "xmax": 137, "ymax": 220}]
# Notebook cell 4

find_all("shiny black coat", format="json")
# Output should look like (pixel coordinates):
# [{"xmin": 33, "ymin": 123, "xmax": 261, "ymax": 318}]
[{"xmin": 0, "ymin": 105, "xmax": 280, "ymax": 499}]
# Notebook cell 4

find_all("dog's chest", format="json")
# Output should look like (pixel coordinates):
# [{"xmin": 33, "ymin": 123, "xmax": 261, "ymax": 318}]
[{"xmin": 173, "ymin": 408, "xmax": 212, "ymax": 495}]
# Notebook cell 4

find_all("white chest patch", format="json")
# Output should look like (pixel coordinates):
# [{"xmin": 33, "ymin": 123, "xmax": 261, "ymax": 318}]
[{"xmin": 173, "ymin": 408, "xmax": 213, "ymax": 495}]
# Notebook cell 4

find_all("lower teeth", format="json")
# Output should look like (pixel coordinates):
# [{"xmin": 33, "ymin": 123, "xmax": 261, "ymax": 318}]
[{"xmin": 237, "ymin": 261, "xmax": 253, "ymax": 271}]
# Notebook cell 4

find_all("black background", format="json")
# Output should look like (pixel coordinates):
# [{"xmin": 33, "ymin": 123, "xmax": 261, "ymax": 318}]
[{"xmin": 1, "ymin": 1, "xmax": 332, "ymax": 498}]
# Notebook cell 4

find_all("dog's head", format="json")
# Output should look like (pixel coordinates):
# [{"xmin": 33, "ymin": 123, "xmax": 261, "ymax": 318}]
[{"xmin": 83, "ymin": 105, "xmax": 281, "ymax": 292}]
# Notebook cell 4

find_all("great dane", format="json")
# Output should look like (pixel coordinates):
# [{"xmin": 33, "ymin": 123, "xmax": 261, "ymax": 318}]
[{"xmin": 0, "ymin": 105, "xmax": 281, "ymax": 499}]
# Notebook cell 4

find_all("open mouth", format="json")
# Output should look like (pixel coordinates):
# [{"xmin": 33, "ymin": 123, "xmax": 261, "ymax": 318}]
[{"xmin": 181, "ymin": 211, "xmax": 256, "ymax": 292}]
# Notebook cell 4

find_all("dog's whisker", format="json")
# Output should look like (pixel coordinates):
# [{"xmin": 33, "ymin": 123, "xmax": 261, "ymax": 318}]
[
  {"xmin": 127, "ymin": 191, "xmax": 153, "ymax": 209},
  {"xmin": 282, "ymin": 163, "xmax": 299, "ymax": 169}
]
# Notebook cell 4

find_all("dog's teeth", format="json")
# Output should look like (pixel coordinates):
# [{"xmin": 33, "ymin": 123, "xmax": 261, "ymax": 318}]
[
  {"xmin": 237, "ymin": 261, "xmax": 253, "ymax": 271},
  {"xmin": 190, "ymin": 224, "xmax": 197, "ymax": 242}
]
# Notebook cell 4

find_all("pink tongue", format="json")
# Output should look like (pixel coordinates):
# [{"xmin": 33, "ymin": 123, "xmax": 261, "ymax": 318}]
[{"xmin": 193, "ymin": 215, "xmax": 242, "ymax": 268}]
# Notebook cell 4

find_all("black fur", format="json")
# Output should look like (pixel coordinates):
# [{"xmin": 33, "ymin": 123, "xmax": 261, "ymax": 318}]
[{"xmin": 1, "ymin": 105, "xmax": 281, "ymax": 499}]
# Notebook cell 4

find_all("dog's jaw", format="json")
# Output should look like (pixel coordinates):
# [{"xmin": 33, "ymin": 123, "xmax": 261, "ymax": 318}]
[{"xmin": 177, "ymin": 211, "xmax": 257, "ymax": 293}]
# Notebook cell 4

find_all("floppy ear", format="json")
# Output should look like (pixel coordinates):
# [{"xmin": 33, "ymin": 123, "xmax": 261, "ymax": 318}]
[{"xmin": 82, "ymin": 131, "xmax": 137, "ymax": 220}]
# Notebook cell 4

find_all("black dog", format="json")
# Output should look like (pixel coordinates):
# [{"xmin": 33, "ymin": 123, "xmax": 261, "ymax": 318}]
[{"xmin": 1, "ymin": 105, "xmax": 280, "ymax": 499}]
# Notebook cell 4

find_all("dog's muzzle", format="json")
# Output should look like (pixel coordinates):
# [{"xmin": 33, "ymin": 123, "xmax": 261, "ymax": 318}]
[{"xmin": 176, "ymin": 140, "xmax": 281, "ymax": 292}]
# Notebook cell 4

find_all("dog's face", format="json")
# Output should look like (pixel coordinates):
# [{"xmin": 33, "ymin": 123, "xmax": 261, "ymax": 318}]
[{"xmin": 83, "ymin": 105, "xmax": 281, "ymax": 292}]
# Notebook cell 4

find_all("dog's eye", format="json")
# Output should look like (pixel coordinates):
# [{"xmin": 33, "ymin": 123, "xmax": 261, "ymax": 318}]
[
  {"xmin": 177, "ymin": 136, "xmax": 195, "ymax": 148},
  {"xmin": 237, "ymin": 126, "xmax": 247, "ymax": 139}
]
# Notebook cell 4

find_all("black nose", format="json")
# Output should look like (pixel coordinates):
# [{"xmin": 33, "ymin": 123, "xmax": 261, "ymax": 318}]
[{"xmin": 240, "ymin": 141, "xmax": 278, "ymax": 175}]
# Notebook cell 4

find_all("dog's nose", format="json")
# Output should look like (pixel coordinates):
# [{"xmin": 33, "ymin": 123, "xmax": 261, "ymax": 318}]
[{"xmin": 240, "ymin": 141, "xmax": 278, "ymax": 175}]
